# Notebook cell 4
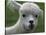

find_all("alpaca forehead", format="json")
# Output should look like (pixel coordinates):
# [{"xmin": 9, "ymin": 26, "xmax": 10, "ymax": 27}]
[
  {"xmin": 21, "ymin": 3, "xmax": 40, "ymax": 10},
  {"xmin": 20, "ymin": 3, "xmax": 40, "ymax": 15}
]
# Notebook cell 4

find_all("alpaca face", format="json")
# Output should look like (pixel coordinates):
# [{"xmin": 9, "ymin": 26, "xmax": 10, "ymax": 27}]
[{"xmin": 19, "ymin": 3, "xmax": 40, "ymax": 31}]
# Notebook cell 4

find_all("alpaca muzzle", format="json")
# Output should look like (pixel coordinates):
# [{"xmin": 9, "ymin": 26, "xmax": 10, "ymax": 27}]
[{"xmin": 29, "ymin": 24, "xmax": 34, "ymax": 30}]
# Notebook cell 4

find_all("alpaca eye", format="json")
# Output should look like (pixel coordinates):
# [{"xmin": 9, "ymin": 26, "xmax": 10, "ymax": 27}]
[
  {"xmin": 35, "ymin": 15, "xmax": 38, "ymax": 18},
  {"xmin": 22, "ymin": 14, "xmax": 26, "ymax": 17}
]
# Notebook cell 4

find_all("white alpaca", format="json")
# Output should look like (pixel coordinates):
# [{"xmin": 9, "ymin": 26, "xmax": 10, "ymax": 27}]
[{"xmin": 6, "ymin": 0, "xmax": 43, "ymax": 34}]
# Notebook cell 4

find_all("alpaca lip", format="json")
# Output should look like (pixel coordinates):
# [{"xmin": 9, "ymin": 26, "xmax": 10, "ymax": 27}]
[
  {"xmin": 29, "ymin": 24, "xmax": 34, "ymax": 30},
  {"xmin": 23, "ymin": 24, "xmax": 34, "ymax": 31}
]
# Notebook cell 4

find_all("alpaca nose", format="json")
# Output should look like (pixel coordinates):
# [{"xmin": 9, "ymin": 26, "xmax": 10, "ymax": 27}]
[
  {"xmin": 29, "ymin": 21, "xmax": 34, "ymax": 29},
  {"xmin": 29, "ymin": 20, "xmax": 33, "ymax": 24}
]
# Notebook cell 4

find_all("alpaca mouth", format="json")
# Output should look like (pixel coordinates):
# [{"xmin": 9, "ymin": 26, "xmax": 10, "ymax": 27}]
[
  {"xmin": 23, "ymin": 24, "xmax": 34, "ymax": 31},
  {"xmin": 29, "ymin": 24, "xmax": 34, "ymax": 30}
]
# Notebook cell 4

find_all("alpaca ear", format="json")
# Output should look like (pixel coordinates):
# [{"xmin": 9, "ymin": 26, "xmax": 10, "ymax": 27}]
[{"xmin": 7, "ymin": 0, "xmax": 21, "ymax": 12}]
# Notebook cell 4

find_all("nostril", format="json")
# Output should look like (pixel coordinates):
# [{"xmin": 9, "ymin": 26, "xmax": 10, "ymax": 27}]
[{"xmin": 29, "ymin": 21, "xmax": 33, "ymax": 24}]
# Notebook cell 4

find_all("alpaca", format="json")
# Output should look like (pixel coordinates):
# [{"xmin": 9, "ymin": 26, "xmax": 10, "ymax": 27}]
[{"xmin": 6, "ymin": 0, "xmax": 43, "ymax": 34}]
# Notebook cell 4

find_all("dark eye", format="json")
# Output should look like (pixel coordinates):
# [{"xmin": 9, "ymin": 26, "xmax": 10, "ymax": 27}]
[
  {"xmin": 22, "ymin": 14, "xmax": 26, "ymax": 17},
  {"xmin": 35, "ymin": 15, "xmax": 38, "ymax": 18}
]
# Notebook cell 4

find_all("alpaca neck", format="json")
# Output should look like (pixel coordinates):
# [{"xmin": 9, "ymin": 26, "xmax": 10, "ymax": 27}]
[
  {"xmin": 14, "ymin": 17, "xmax": 25, "ymax": 33},
  {"xmin": 6, "ymin": 17, "xmax": 25, "ymax": 34}
]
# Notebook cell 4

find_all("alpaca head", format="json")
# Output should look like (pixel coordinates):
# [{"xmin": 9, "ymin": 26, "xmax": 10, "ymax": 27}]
[{"xmin": 19, "ymin": 3, "xmax": 41, "ymax": 31}]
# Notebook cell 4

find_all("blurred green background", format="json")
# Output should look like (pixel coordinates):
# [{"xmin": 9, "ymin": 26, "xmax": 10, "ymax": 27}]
[{"xmin": 5, "ymin": 0, "xmax": 45, "ymax": 32}]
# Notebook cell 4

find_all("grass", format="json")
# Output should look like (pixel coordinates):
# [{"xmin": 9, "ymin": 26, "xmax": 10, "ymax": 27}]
[{"xmin": 5, "ymin": 1, "xmax": 45, "ymax": 32}]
